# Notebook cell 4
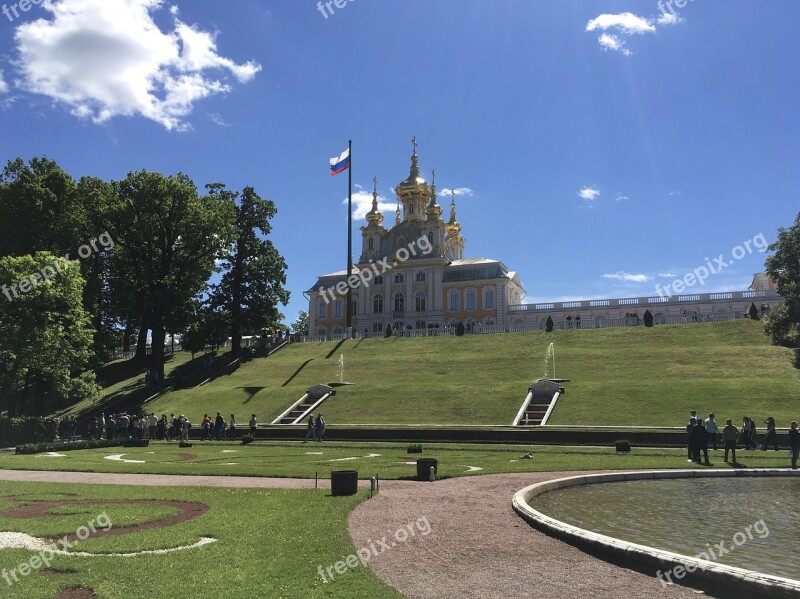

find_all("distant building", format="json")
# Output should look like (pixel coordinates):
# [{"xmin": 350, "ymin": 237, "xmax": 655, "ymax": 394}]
[{"xmin": 306, "ymin": 145, "xmax": 781, "ymax": 337}]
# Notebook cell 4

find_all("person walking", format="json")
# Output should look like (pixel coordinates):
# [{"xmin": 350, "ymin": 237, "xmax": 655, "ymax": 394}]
[
  {"xmin": 228, "ymin": 414, "xmax": 237, "ymax": 440},
  {"xmin": 686, "ymin": 415, "xmax": 698, "ymax": 462},
  {"xmin": 704, "ymin": 413, "xmax": 719, "ymax": 450},
  {"xmin": 722, "ymin": 418, "xmax": 739, "ymax": 464},
  {"xmin": 303, "ymin": 415, "xmax": 316, "ymax": 443},
  {"xmin": 249, "ymin": 414, "xmax": 257, "ymax": 438},
  {"xmin": 763, "ymin": 416, "xmax": 778, "ymax": 451},
  {"xmin": 215, "ymin": 412, "xmax": 225, "ymax": 441},
  {"xmin": 315, "ymin": 413, "xmax": 325, "ymax": 442},
  {"xmin": 789, "ymin": 421, "xmax": 800, "ymax": 470}
]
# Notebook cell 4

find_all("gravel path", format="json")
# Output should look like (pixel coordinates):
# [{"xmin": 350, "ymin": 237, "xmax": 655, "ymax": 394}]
[{"xmin": 348, "ymin": 472, "xmax": 706, "ymax": 599}]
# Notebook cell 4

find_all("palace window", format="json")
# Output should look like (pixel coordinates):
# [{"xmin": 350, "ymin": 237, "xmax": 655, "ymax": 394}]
[
  {"xmin": 375, "ymin": 275, "xmax": 383, "ymax": 285},
  {"xmin": 394, "ymin": 293, "xmax": 405, "ymax": 313},
  {"xmin": 394, "ymin": 273, "xmax": 404, "ymax": 283},
  {"xmin": 416, "ymin": 320, "xmax": 426, "ymax": 329},
  {"xmin": 318, "ymin": 302, "xmax": 327, "ymax": 318},
  {"xmin": 466, "ymin": 291, "xmax": 476, "ymax": 310},
  {"xmin": 368, "ymin": 238, "xmax": 374, "ymax": 250},
  {"xmin": 428, "ymin": 232, "xmax": 434, "ymax": 245},
  {"xmin": 449, "ymin": 292, "xmax": 459, "ymax": 311},
  {"xmin": 373, "ymin": 322, "xmax": 383, "ymax": 333},
  {"xmin": 484, "ymin": 289, "xmax": 495, "ymax": 309},
  {"xmin": 334, "ymin": 300, "xmax": 343, "ymax": 318},
  {"xmin": 351, "ymin": 300, "xmax": 358, "ymax": 316},
  {"xmin": 415, "ymin": 292, "xmax": 426, "ymax": 312},
  {"xmin": 373, "ymin": 294, "xmax": 384, "ymax": 314},
  {"xmin": 416, "ymin": 271, "xmax": 426, "ymax": 282}
]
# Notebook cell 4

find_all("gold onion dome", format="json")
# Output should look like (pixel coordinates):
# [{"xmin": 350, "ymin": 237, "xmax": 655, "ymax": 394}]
[
  {"xmin": 396, "ymin": 136, "xmax": 429, "ymax": 197},
  {"xmin": 365, "ymin": 176, "xmax": 383, "ymax": 226},
  {"xmin": 446, "ymin": 190, "xmax": 461, "ymax": 233},
  {"xmin": 426, "ymin": 169, "xmax": 443, "ymax": 220}
]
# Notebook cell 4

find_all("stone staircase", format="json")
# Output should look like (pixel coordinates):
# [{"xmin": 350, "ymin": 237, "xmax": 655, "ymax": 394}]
[
  {"xmin": 272, "ymin": 384, "xmax": 335, "ymax": 425},
  {"xmin": 514, "ymin": 379, "xmax": 566, "ymax": 426}
]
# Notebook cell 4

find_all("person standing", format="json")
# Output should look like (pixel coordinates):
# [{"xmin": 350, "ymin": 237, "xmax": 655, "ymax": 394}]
[
  {"xmin": 148, "ymin": 413, "xmax": 158, "ymax": 440},
  {"xmin": 789, "ymin": 421, "xmax": 800, "ymax": 470},
  {"xmin": 98, "ymin": 413, "xmax": 106, "ymax": 440},
  {"xmin": 250, "ymin": 414, "xmax": 257, "ymax": 438},
  {"xmin": 686, "ymin": 414, "xmax": 698, "ymax": 462},
  {"xmin": 763, "ymin": 416, "xmax": 778, "ymax": 451},
  {"xmin": 704, "ymin": 413, "xmax": 719, "ymax": 450},
  {"xmin": 742, "ymin": 417, "xmax": 752, "ymax": 450},
  {"xmin": 215, "ymin": 412, "xmax": 225, "ymax": 441},
  {"xmin": 690, "ymin": 419, "xmax": 709, "ymax": 464},
  {"xmin": 722, "ymin": 419, "xmax": 739, "ymax": 464},
  {"xmin": 228, "ymin": 414, "xmax": 237, "ymax": 440}
]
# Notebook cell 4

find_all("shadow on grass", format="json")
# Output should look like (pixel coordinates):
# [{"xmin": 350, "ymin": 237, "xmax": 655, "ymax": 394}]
[
  {"xmin": 325, "ymin": 338, "xmax": 348, "ymax": 360},
  {"xmin": 238, "ymin": 386, "xmax": 266, "ymax": 403},
  {"xmin": 282, "ymin": 359, "xmax": 314, "ymax": 387}
]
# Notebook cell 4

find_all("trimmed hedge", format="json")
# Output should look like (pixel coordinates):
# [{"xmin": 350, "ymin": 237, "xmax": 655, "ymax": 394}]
[
  {"xmin": 241, "ymin": 434, "xmax": 254, "ymax": 445},
  {"xmin": 16, "ymin": 439, "xmax": 125, "ymax": 455},
  {"xmin": 0, "ymin": 416, "xmax": 60, "ymax": 447}
]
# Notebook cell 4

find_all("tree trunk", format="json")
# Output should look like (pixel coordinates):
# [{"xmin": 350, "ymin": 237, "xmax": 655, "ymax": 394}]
[
  {"xmin": 135, "ymin": 318, "xmax": 149, "ymax": 362},
  {"xmin": 122, "ymin": 310, "xmax": 134, "ymax": 352},
  {"xmin": 230, "ymin": 242, "xmax": 244, "ymax": 356},
  {"xmin": 150, "ymin": 303, "xmax": 166, "ymax": 383}
]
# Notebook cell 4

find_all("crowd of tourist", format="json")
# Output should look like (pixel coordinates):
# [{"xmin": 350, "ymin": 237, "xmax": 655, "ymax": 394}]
[{"xmin": 685, "ymin": 410, "xmax": 800, "ymax": 469}]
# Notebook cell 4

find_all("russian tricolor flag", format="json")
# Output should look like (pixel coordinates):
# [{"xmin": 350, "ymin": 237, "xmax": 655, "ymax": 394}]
[{"xmin": 329, "ymin": 147, "xmax": 350, "ymax": 176}]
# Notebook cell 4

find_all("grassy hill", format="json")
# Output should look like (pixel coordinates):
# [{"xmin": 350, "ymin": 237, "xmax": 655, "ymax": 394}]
[{"xmin": 107, "ymin": 319, "xmax": 800, "ymax": 427}]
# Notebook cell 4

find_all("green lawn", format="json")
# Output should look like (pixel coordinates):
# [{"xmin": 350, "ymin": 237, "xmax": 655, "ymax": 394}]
[
  {"xmin": 136, "ymin": 320, "xmax": 798, "ymax": 427},
  {"xmin": 76, "ymin": 320, "xmax": 799, "ymax": 427},
  {"xmin": 0, "ymin": 441, "xmax": 793, "ymax": 479},
  {"xmin": 0, "ymin": 481, "xmax": 399, "ymax": 599}
]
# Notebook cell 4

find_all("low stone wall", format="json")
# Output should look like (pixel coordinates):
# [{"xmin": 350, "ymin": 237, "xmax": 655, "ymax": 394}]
[{"xmin": 512, "ymin": 469, "xmax": 800, "ymax": 598}]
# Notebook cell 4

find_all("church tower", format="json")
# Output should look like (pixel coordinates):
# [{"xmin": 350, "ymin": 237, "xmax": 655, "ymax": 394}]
[
  {"xmin": 358, "ymin": 177, "xmax": 386, "ymax": 262},
  {"xmin": 444, "ymin": 190, "xmax": 466, "ymax": 261},
  {"xmin": 395, "ymin": 137, "xmax": 430, "ymax": 222}
]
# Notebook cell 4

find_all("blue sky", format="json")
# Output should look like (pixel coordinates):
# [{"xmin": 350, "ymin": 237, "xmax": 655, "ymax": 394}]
[{"xmin": 0, "ymin": 1, "xmax": 798, "ymax": 325}]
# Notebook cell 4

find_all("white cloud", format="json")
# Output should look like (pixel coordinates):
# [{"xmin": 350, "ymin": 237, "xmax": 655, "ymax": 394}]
[
  {"xmin": 441, "ymin": 187, "xmax": 473, "ymax": 197},
  {"xmin": 659, "ymin": 272, "xmax": 678, "ymax": 278},
  {"xmin": 602, "ymin": 271, "xmax": 651, "ymax": 283},
  {"xmin": 598, "ymin": 33, "xmax": 632, "ymax": 56},
  {"xmin": 13, "ymin": 0, "xmax": 261, "ymax": 131},
  {"xmin": 578, "ymin": 186, "xmax": 600, "ymax": 201},
  {"xmin": 344, "ymin": 184, "xmax": 396, "ymax": 220},
  {"xmin": 586, "ymin": 12, "xmax": 655, "ymax": 35},
  {"xmin": 0, "ymin": 71, "xmax": 7, "ymax": 94},
  {"xmin": 657, "ymin": 12, "xmax": 683, "ymax": 26},
  {"xmin": 615, "ymin": 194, "xmax": 629, "ymax": 202}
]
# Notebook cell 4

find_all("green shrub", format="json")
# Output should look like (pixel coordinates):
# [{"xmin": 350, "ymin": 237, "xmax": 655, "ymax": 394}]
[
  {"xmin": 241, "ymin": 434, "xmax": 254, "ymax": 445},
  {"xmin": 615, "ymin": 439, "xmax": 631, "ymax": 453},
  {"xmin": 545, "ymin": 315, "xmax": 554, "ymax": 333},
  {"xmin": 407, "ymin": 444, "xmax": 423, "ymax": 453},
  {"xmin": 178, "ymin": 441, "xmax": 192, "ymax": 448},
  {"xmin": 0, "ymin": 416, "xmax": 60, "ymax": 447}
]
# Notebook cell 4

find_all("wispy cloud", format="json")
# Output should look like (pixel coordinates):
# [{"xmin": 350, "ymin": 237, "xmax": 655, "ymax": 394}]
[
  {"xmin": 0, "ymin": 71, "xmax": 7, "ymax": 94},
  {"xmin": 597, "ymin": 33, "xmax": 631, "ymax": 56},
  {"xmin": 603, "ymin": 271, "xmax": 651, "ymax": 283},
  {"xmin": 615, "ymin": 194, "xmax": 629, "ymax": 202},
  {"xmin": 13, "ymin": 0, "xmax": 261, "ymax": 131},
  {"xmin": 657, "ymin": 12, "xmax": 683, "ymax": 26},
  {"xmin": 578, "ymin": 186, "xmax": 600, "ymax": 201},
  {"xmin": 441, "ymin": 187, "xmax": 473, "ymax": 197},
  {"xmin": 658, "ymin": 272, "xmax": 677, "ymax": 278},
  {"xmin": 208, "ymin": 112, "xmax": 231, "ymax": 127}
]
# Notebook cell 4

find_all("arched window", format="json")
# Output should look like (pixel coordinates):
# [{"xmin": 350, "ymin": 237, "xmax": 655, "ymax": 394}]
[
  {"xmin": 484, "ymin": 289, "xmax": 495, "ymax": 309},
  {"xmin": 394, "ymin": 293, "xmax": 404, "ymax": 313},
  {"xmin": 368, "ymin": 238, "xmax": 374, "ymax": 250},
  {"xmin": 318, "ymin": 303, "xmax": 327, "ymax": 318},
  {"xmin": 449, "ymin": 292, "xmax": 459, "ymax": 311},
  {"xmin": 428, "ymin": 232, "xmax": 434, "ymax": 245},
  {"xmin": 373, "ymin": 294, "xmax": 383, "ymax": 314},
  {"xmin": 415, "ymin": 292, "xmax": 426, "ymax": 312},
  {"xmin": 334, "ymin": 300, "xmax": 343, "ymax": 318}
]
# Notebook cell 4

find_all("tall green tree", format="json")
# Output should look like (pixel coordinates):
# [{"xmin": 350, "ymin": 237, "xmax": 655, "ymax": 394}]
[
  {"xmin": 291, "ymin": 310, "xmax": 309, "ymax": 336},
  {"xmin": 765, "ymin": 213, "xmax": 800, "ymax": 349},
  {"xmin": 0, "ymin": 253, "xmax": 99, "ymax": 416},
  {"xmin": 107, "ymin": 171, "xmax": 235, "ymax": 381},
  {"xmin": 209, "ymin": 185, "xmax": 289, "ymax": 356}
]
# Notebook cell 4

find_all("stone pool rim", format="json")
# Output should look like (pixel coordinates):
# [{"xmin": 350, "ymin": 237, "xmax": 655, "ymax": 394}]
[{"xmin": 512, "ymin": 469, "xmax": 800, "ymax": 598}]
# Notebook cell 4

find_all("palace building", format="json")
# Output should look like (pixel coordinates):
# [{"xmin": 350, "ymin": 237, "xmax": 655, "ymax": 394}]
[{"xmin": 306, "ymin": 145, "xmax": 781, "ymax": 338}]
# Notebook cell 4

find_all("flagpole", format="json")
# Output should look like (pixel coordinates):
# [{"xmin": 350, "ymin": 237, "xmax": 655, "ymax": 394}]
[{"xmin": 346, "ymin": 139, "xmax": 353, "ymax": 336}]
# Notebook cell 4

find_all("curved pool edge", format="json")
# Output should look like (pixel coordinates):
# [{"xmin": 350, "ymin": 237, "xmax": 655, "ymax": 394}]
[{"xmin": 512, "ymin": 469, "xmax": 800, "ymax": 599}]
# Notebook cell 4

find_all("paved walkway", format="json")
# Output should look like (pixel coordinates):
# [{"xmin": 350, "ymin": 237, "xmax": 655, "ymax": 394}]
[{"xmin": 0, "ymin": 469, "xmax": 703, "ymax": 598}]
